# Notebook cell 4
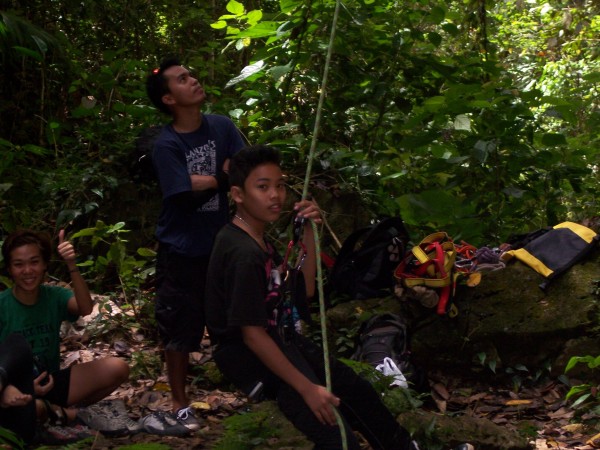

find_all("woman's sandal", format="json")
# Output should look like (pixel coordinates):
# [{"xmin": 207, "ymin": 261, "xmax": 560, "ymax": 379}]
[{"xmin": 41, "ymin": 399, "xmax": 68, "ymax": 426}]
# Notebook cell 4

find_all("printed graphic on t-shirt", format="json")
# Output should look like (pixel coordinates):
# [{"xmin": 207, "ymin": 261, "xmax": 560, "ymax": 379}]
[{"xmin": 186, "ymin": 140, "xmax": 219, "ymax": 211}]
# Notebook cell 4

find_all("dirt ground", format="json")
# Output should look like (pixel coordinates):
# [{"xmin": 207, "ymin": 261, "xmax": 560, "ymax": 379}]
[{"xmin": 31, "ymin": 297, "xmax": 600, "ymax": 450}]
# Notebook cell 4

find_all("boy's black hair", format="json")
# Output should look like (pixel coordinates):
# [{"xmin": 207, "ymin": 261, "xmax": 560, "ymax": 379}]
[
  {"xmin": 146, "ymin": 57, "xmax": 181, "ymax": 115},
  {"xmin": 2, "ymin": 229, "xmax": 52, "ymax": 267},
  {"xmin": 229, "ymin": 145, "xmax": 282, "ymax": 188}
]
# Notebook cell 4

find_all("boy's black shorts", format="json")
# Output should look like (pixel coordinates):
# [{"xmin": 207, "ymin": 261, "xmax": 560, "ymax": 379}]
[
  {"xmin": 42, "ymin": 367, "xmax": 72, "ymax": 407},
  {"xmin": 155, "ymin": 244, "xmax": 209, "ymax": 353}
]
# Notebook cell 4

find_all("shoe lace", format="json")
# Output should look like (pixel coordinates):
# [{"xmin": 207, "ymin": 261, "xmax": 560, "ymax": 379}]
[{"xmin": 176, "ymin": 407, "xmax": 192, "ymax": 421}]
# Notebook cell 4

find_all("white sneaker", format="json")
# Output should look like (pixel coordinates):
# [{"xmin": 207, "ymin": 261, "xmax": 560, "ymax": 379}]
[
  {"xmin": 175, "ymin": 406, "xmax": 201, "ymax": 431},
  {"xmin": 139, "ymin": 410, "xmax": 190, "ymax": 436}
]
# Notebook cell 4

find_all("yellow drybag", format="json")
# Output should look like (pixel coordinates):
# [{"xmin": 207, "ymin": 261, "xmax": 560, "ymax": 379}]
[{"xmin": 501, "ymin": 222, "xmax": 598, "ymax": 289}]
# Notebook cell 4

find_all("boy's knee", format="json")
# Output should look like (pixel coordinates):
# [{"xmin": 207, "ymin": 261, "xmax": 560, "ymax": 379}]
[{"xmin": 107, "ymin": 357, "xmax": 130, "ymax": 384}]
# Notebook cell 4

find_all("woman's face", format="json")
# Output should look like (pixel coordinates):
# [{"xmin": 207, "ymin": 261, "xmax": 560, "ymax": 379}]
[{"xmin": 8, "ymin": 244, "xmax": 47, "ymax": 294}]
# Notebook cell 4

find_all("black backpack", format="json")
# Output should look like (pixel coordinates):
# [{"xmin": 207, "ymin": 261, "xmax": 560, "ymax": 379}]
[
  {"xmin": 351, "ymin": 313, "xmax": 426, "ymax": 391},
  {"xmin": 329, "ymin": 217, "xmax": 410, "ymax": 299},
  {"xmin": 130, "ymin": 125, "xmax": 164, "ymax": 184}
]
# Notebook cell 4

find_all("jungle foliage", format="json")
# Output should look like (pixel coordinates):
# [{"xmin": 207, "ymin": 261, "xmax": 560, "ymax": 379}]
[{"xmin": 0, "ymin": 0, "xmax": 598, "ymax": 248}]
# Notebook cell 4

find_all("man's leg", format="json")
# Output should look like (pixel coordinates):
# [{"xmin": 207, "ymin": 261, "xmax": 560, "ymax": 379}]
[
  {"xmin": 153, "ymin": 246, "xmax": 206, "ymax": 432},
  {"xmin": 66, "ymin": 357, "xmax": 129, "ymax": 407},
  {"xmin": 165, "ymin": 350, "xmax": 189, "ymax": 412}
]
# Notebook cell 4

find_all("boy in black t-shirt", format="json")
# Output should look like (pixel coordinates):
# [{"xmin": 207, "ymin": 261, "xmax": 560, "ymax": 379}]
[{"xmin": 205, "ymin": 145, "xmax": 420, "ymax": 450}]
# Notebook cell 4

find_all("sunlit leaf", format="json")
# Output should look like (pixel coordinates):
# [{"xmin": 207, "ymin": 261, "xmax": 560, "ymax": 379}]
[
  {"xmin": 246, "ymin": 10, "xmax": 263, "ymax": 25},
  {"xmin": 453, "ymin": 114, "xmax": 470, "ymax": 131},
  {"xmin": 233, "ymin": 22, "xmax": 279, "ymax": 39},
  {"xmin": 280, "ymin": 0, "xmax": 301, "ymax": 13},
  {"xmin": 210, "ymin": 20, "xmax": 227, "ymax": 30},
  {"xmin": 225, "ymin": 60, "xmax": 265, "ymax": 88},
  {"xmin": 226, "ymin": 0, "xmax": 244, "ymax": 16}
]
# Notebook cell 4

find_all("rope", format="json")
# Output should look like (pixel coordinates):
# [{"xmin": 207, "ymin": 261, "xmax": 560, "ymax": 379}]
[{"xmin": 300, "ymin": 0, "xmax": 348, "ymax": 447}]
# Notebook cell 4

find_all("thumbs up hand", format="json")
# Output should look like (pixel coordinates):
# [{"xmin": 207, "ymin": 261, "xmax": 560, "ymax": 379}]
[{"xmin": 57, "ymin": 229, "xmax": 77, "ymax": 264}]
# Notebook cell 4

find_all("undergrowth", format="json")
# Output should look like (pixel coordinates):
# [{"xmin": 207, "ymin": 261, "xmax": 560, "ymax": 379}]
[{"xmin": 213, "ymin": 409, "xmax": 282, "ymax": 450}]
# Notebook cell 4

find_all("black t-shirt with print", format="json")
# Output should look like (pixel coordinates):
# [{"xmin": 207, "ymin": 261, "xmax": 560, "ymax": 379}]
[{"xmin": 205, "ymin": 222, "xmax": 276, "ymax": 345}]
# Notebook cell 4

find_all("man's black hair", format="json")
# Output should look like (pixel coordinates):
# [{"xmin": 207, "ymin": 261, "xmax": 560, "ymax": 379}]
[
  {"xmin": 229, "ymin": 145, "xmax": 282, "ymax": 188},
  {"xmin": 2, "ymin": 229, "xmax": 52, "ymax": 268},
  {"xmin": 146, "ymin": 57, "xmax": 181, "ymax": 115}
]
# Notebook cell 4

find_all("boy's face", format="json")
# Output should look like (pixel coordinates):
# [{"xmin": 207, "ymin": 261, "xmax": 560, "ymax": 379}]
[
  {"xmin": 236, "ymin": 163, "xmax": 286, "ymax": 224},
  {"xmin": 8, "ymin": 244, "xmax": 47, "ymax": 293},
  {"xmin": 161, "ymin": 65, "xmax": 206, "ymax": 109}
]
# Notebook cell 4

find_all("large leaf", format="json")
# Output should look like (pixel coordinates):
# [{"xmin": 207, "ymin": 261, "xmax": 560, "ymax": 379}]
[{"xmin": 225, "ymin": 60, "xmax": 265, "ymax": 88}]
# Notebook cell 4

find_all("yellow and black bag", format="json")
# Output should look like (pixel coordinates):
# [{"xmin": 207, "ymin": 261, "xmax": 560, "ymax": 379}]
[{"xmin": 501, "ymin": 222, "xmax": 599, "ymax": 290}]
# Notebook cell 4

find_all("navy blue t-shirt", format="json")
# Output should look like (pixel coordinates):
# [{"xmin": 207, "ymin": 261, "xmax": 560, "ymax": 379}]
[{"xmin": 153, "ymin": 114, "xmax": 245, "ymax": 257}]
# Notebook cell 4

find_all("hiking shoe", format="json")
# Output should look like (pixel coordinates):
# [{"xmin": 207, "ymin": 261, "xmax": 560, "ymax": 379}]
[
  {"xmin": 454, "ymin": 445, "xmax": 474, "ymax": 450},
  {"xmin": 139, "ymin": 410, "xmax": 191, "ymax": 436},
  {"xmin": 40, "ymin": 424, "xmax": 93, "ymax": 445},
  {"xmin": 175, "ymin": 406, "xmax": 201, "ymax": 431},
  {"xmin": 77, "ymin": 399, "xmax": 142, "ymax": 437}
]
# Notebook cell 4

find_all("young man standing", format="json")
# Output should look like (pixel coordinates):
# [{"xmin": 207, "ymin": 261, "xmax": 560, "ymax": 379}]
[
  {"xmin": 144, "ymin": 58, "xmax": 245, "ymax": 435},
  {"xmin": 204, "ymin": 145, "xmax": 422, "ymax": 450}
]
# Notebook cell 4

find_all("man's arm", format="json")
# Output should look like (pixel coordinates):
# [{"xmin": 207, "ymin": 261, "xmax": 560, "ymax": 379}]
[
  {"xmin": 58, "ymin": 230, "xmax": 93, "ymax": 317},
  {"xmin": 242, "ymin": 325, "xmax": 339, "ymax": 426},
  {"xmin": 170, "ymin": 158, "xmax": 231, "ymax": 210}
]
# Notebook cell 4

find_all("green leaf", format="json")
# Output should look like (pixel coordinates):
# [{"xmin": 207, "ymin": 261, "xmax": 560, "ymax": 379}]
[
  {"xmin": 427, "ymin": 32, "xmax": 442, "ymax": 46},
  {"xmin": 428, "ymin": 6, "xmax": 446, "ymax": 24},
  {"xmin": 582, "ymin": 72, "xmax": 600, "ymax": 82},
  {"xmin": 269, "ymin": 62, "xmax": 293, "ymax": 80},
  {"xmin": 477, "ymin": 352, "xmax": 486, "ymax": 365},
  {"xmin": 71, "ymin": 228, "xmax": 97, "ymax": 238},
  {"xmin": 541, "ymin": 133, "xmax": 567, "ymax": 146},
  {"xmin": 427, "ymin": 144, "xmax": 449, "ymax": 159},
  {"xmin": 246, "ymin": 10, "xmax": 263, "ymax": 25},
  {"xmin": 225, "ymin": 60, "xmax": 265, "ymax": 88},
  {"xmin": 453, "ymin": 114, "xmax": 470, "ymax": 131},
  {"xmin": 423, "ymin": 96, "xmax": 446, "ymax": 112},
  {"xmin": 571, "ymin": 392, "xmax": 591, "ymax": 408},
  {"xmin": 502, "ymin": 186, "xmax": 525, "ymax": 198},
  {"xmin": 210, "ymin": 20, "xmax": 227, "ymax": 30},
  {"xmin": 441, "ymin": 22, "xmax": 458, "ymax": 36},
  {"xmin": 233, "ymin": 21, "xmax": 279, "ymax": 39},
  {"xmin": 107, "ymin": 222, "xmax": 127, "ymax": 233},
  {"xmin": 280, "ymin": 0, "xmax": 301, "ymax": 13},
  {"xmin": 31, "ymin": 35, "xmax": 48, "ymax": 54},
  {"xmin": 56, "ymin": 209, "xmax": 81, "ymax": 228},
  {"xmin": 473, "ymin": 140, "xmax": 493, "ymax": 163},
  {"xmin": 226, "ymin": 0, "xmax": 244, "ymax": 16},
  {"xmin": 137, "ymin": 247, "xmax": 157, "ymax": 257},
  {"xmin": 12, "ymin": 46, "xmax": 42, "ymax": 61},
  {"xmin": 468, "ymin": 100, "xmax": 492, "ymax": 108},
  {"xmin": 22, "ymin": 144, "xmax": 50, "ymax": 156},
  {"xmin": 0, "ymin": 138, "xmax": 14, "ymax": 148}
]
